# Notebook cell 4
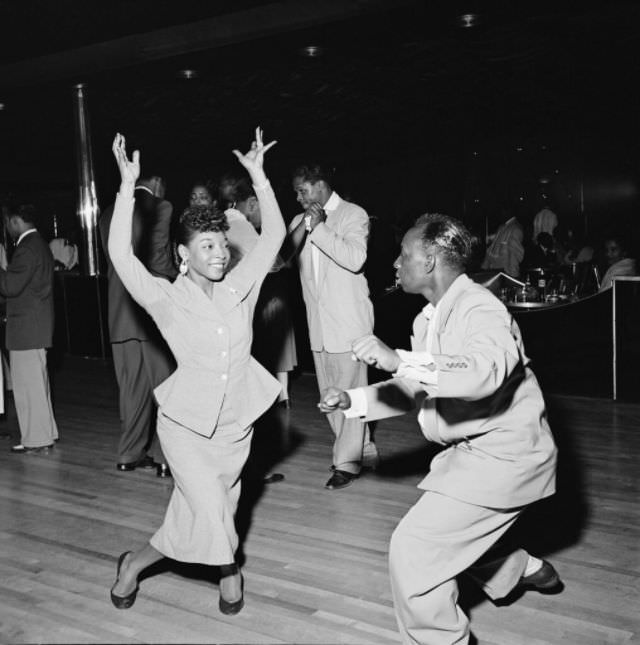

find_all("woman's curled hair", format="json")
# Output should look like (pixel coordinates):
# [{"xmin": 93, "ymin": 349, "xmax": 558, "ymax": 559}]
[{"xmin": 175, "ymin": 204, "xmax": 229, "ymax": 246}]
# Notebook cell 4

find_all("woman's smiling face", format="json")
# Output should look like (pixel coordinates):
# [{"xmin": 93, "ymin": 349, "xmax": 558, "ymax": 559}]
[{"xmin": 180, "ymin": 230, "xmax": 230, "ymax": 283}]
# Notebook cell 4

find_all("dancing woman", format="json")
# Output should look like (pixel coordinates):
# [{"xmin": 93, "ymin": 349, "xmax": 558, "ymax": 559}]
[{"xmin": 108, "ymin": 128, "xmax": 285, "ymax": 614}]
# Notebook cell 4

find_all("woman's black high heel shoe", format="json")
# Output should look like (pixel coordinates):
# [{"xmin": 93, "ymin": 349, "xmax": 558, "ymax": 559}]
[
  {"xmin": 219, "ymin": 573, "xmax": 244, "ymax": 615},
  {"xmin": 110, "ymin": 551, "xmax": 138, "ymax": 609}
]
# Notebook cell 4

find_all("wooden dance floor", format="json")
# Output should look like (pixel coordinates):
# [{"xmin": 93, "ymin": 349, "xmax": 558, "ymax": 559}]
[{"xmin": 0, "ymin": 356, "xmax": 638, "ymax": 644}]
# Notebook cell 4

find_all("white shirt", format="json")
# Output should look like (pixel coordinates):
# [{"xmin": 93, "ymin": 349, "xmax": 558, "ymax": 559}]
[{"xmin": 17, "ymin": 228, "xmax": 37, "ymax": 245}]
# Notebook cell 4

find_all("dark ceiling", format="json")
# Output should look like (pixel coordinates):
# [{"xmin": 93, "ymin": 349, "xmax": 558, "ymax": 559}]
[{"xmin": 1, "ymin": 0, "xmax": 639, "ymax": 222}]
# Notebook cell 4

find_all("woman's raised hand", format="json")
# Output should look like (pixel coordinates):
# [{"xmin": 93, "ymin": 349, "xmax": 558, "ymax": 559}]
[
  {"xmin": 112, "ymin": 133, "xmax": 140, "ymax": 185},
  {"xmin": 232, "ymin": 127, "xmax": 276, "ymax": 175}
]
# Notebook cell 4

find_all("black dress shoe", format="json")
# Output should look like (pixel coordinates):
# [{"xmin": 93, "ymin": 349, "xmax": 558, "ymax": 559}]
[
  {"xmin": 517, "ymin": 560, "xmax": 561, "ymax": 591},
  {"xmin": 116, "ymin": 461, "xmax": 137, "ymax": 471},
  {"xmin": 110, "ymin": 551, "xmax": 138, "ymax": 609},
  {"xmin": 156, "ymin": 463, "xmax": 172, "ymax": 478},
  {"xmin": 263, "ymin": 472, "xmax": 285, "ymax": 484},
  {"xmin": 219, "ymin": 574, "xmax": 244, "ymax": 615},
  {"xmin": 325, "ymin": 469, "xmax": 359, "ymax": 490},
  {"xmin": 116, "ymin": 455, "xmax": 156, "ymax": 471}
]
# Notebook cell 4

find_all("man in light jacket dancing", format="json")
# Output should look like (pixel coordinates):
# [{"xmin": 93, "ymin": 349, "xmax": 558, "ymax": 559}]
[{"xmin": 320, "ymin": 213, "xmax": 562, "ymax": 644}]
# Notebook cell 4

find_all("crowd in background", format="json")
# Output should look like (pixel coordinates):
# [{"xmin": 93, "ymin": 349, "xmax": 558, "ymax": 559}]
[{"xmin": 479, "ymin": 203, "xmax": 638, "ymax": 292}]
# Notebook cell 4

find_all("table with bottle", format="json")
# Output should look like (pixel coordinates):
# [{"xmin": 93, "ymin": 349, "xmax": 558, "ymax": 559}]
[{"xmin": 501, "ymin": 264, "xmax": 602, "ymax": 309}]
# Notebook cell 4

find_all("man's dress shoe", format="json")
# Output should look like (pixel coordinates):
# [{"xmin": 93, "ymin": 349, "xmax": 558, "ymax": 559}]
[
  {"xmin": 110, "ymin": 551, "xmax": 138, "ymax": 609},
  {"xmin": 10, "ymin": 444, "xmax": 53, "ymax": 454},
  {"xmin": 116, "ymin": 455, "xmax": 156, "ymax": 471},
  {"xmin": 517, "ymin": 560, "xmax": 561, "ymax": 592},
  {"xmin": 325, "ymin": 469, "xmax": 358, "ymax": 490},
  {"xmin": 156, "ymin": 463, "xmax": 172, "ymax": 478}
]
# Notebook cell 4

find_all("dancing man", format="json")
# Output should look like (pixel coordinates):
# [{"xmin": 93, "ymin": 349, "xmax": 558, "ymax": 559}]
[{"xmin": 320, "ymin": 213, "xmax": 561, "ymax": 644}]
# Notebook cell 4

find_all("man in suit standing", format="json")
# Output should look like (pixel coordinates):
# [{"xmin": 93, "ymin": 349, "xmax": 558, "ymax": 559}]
[
  {"xmin": 0, "ymin": 204, "xmax": 58, "ymax": 453},
  {"xmin": 288, "ymin": 163, "xmax": 377, "ymax": 490},
  {"xmin": 481, "ymin": 206, "xmax": 524, "ymax": 277},
  {"xmin": 320, "ymin": 213, "xmax": 561, "ymax": 644},
  {"xmin": 99, "ymin": 175, "xmax": 176, "ymax": 476}
]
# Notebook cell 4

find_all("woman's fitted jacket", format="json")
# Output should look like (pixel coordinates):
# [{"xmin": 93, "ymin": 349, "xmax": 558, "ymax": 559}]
[{"xmin": 108, "ymin": 181, "xmax": 285, "ymax": 437}]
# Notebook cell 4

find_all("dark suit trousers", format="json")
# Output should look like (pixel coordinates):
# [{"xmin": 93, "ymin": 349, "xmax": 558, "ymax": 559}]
[{"xmin": 111, "ymin": 339, "xmax": 174, "ymax": 464}]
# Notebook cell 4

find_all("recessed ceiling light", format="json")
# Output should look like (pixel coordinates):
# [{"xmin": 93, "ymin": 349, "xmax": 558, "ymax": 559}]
[
  {"xmin": 458, "ymin": 13, "xmax": 480, "ymax": 28},
  {"xmin": 179, "ymin": 69, "xmax": 198, "ymax": 80},
  {"xmin": 0, "ymin": 102, "xmax": 5, "ymax": 111},
  {"xmin": 300, "ymin": 45, "xmax": 323, "ymax": 57}
]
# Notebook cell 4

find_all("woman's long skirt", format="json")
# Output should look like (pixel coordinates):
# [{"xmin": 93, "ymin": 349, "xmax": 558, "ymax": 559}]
[{"xmin": 150, "ymin": 408, "xmax": 252, "ymax": 565}]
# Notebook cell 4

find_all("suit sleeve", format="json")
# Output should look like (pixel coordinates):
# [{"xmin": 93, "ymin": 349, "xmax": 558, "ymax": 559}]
[
  {"xmin": 146, "ymin": 199, "xmax": 177, "ymax": 280},
  {"xmin": 227, "ymin": 182, "xmax": 286, "ymax": 300},
  {"xmin": 0, "ymin": 245, "xmax": 37, "ymax": 298},
  {"xmin": 422, "ymin": 298, "xmax": 522, "ymax": 401},
  {"xmin": 107, "ymin": 187, "xmax": 165, "ymax": 309},
  {"xmin": 308, "ymin": 205, "xmax": 368, "ymax": 272}
]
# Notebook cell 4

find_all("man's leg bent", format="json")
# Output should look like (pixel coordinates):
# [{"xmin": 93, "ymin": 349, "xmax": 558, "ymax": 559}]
[{"xmin": 389, "ymin": 491, "xmax": 522, "ymax": 645}]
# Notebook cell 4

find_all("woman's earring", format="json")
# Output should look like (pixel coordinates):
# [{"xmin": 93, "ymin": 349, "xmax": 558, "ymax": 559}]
[{"xmin": 179, "ymin": 258, "xmax": 188, "ymax": 275}]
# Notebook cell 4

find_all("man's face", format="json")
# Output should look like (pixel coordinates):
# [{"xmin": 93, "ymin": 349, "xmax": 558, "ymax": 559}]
[
  {"xmin": 4, "ymin": 215, "xmax": 19, "ymax": 240},
  {"xmin": 394, "ymin": 227, "xmax": 432, "ymax": 294},
  {"xmin": 151, "ymin": 176, "xmax": 166, "ymax": 199},
  {"xmin": 292, "ymin": 177, "xmax": 325, "ymax": 210}
]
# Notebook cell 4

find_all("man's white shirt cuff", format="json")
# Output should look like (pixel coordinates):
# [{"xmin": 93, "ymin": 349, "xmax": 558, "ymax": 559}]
[{"xmin": 343, "ymin": 388, "xmax": 368, "ymax": 418}]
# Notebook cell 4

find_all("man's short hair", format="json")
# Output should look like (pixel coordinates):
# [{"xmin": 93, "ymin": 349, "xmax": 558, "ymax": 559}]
[
  {"xmin": 10, "ymin": 204, "xmax": 39, "ymax": 227},
  {"xmin": 292, "ymin": 162, "xmax": 334, "ymax": 187},
  {"xmin": 414, "ymin": 213, "xmax": 474, "ymax": 270}
]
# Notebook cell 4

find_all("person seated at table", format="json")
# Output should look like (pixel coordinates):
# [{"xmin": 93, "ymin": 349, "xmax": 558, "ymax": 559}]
[
  {"xmin": 599, "ymin": 232, "xmax": 637, "ymax": 291},
  {"xmin": 562, "ymin": 228, "xmax": 595, "ymax": 265},
  {"xmin": 523, "ymin": 232, "xmax": 558, "ymax": 271}
]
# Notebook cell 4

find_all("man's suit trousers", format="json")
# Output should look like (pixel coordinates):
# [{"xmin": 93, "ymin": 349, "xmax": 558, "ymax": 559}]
[
  {"xmin": 112, "ymin": 339, "xmax": 174, "ymax": 464},
  {"xmin": 312, "ymin": 350, "xmax": 375, "ymax": 474},
  {"xmin": 389, "ymin": 490, "xmax": 529, "ymax": 645},
  {"xmin": 10, "ymin": 349, "xmax": 58, "ymax": 448}
]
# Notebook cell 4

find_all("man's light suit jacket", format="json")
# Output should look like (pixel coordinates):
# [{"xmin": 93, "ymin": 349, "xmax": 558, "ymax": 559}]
[
  {"xmin": 354, "ymin": 274, "xmax": 557, "ymax": 510},
  {"xmin": 482, "ymin": 218, "xmax": 524, "ymax": 277},
  {"xmin": 290, "ymin": 194, "xmax": 373, "ymax": 353}
]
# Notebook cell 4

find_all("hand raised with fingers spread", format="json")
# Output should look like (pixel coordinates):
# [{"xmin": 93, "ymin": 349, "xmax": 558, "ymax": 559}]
[
  {"xmin": 232, "ymin": 127, "xmax": 277, "ymax": 177},
  {"xmin": 112, "ymin": 133, "xmax": 140, "ymax": 185}
]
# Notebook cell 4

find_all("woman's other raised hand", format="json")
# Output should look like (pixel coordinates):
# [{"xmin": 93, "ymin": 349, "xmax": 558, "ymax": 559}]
[
  {"xmin": 112, "ymin": 133, "xmax": 140, "ymax": 186},
  {"xmin": 232, "ymin": 127, "xmax": 276, "ymax": 181}
]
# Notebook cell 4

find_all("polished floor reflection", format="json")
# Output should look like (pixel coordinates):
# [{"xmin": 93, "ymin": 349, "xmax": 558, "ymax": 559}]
[{"xmin": 0, "ymin": 356, "xmax": 638, "ymax": 644}]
